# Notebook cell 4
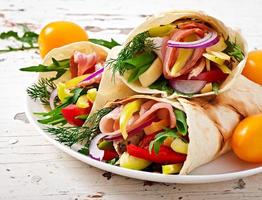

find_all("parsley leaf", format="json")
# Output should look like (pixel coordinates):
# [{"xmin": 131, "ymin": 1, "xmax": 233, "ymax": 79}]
[{"xmin": 223, "ymin": 38, "xmax": 244, "ymax": 62}]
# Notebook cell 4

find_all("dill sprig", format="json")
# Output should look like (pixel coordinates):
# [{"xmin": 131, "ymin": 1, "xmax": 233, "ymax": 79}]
[
  {"xmin": 223, "ymin": 38, "xmax": 244, "ymax": 62},
  {"xmin": 27, "ymin": 78, "xmax": 56, "ymax": 104},
  {"xmin": 46, "ymin": 107, "xmax": 114, "ymax": 149},
  {"xmin": 109, "ymin": 31, "xmax": 155, "ymax": 76}
]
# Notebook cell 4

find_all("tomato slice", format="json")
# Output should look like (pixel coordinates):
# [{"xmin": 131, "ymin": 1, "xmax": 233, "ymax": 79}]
[
  {"xmin": 191, "ymin": 69, "xmax": 228, "ymax": 83},
  {"xmin": 61, "ymin": 104, "xmax": 91, "ymax": 126}
]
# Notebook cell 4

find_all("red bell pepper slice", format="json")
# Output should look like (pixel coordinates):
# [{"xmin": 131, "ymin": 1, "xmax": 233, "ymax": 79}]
[
  {"xmin": 127, "ymin": 144, "xmax": 186, "ymax": 164},
  {"xmin": 103, "ymin": 149, "xmax": 118, "ymax": 161},
  {"xmin": 139, "ymin": 133, "xmax": 157, "ymax": 148},
  {"xmin": 61, "ymin": 104, "xmax": 91, "ymax": 126},
  {"xmin": 191, "ymin": 69, "xmax": 228, "ymax": 83}
]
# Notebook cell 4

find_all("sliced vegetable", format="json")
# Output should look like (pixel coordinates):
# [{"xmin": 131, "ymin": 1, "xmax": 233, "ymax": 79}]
[
  {"xmin": 61, "ymin": 104, "xmax": 91, "ymax": 126},
  {"xmin": 98, "ymin": 140, "xmax": 113, "ymax": 150},
  {"xmin": 170, "ymin": 48, "xmax": 194, "ymax": 76},
  {"xmin": 144, "ymin": 119, "xmax": 169, "ymax": 135},
  {"xmin": 138, "ymin": 57, "xmax": 163, "ymax": 87},
  {"xmin": 81, "ymin": 67, "xmax": 104, "ymax": 83},
  {"xmin": 162, "ymin": 164, "xmax": 183, "ymax": 174},
  {"xmin": 86, "ymin": 88, "xmax": 97, "ymax": 102},
  {"xmin": 217, "ymin": 64, "xmax": 231, "ymax": 74},
  {"xmin": 89, "ymin": 38, "xmax": 120, "ymax": 49},
  {"xmin": 200, "ymin": 83, "xmax": 212, "ymax": 93},
  {"xmin": 171, "ymin": 138, "xmax": 188, "ymax": 154},
  {"xmin": 120, "ymin": 152, "xmax": 151, "ymax": 170},
  {"xmin": 205, "ymin": 58, "xmax": 211, "ymax": 71},
  {"xmin": 169, "ymin": 79, "xmax": 207, "ymax": 94},
  {"xmin": 206, "ymin": 36, "xmax": 227, "ymax": 52},
  {"xmin": 127, "ymin": 144, "xmax": 186, "ymax": 164},
  {"xmin": 89, "ymin": 133, "xmax": 105, "ymax": 161},
  {"xmin": 57, "ymin": 83, "xmax": 73, "ymax": 103},
  {"xmin": 167, "ymin": 30, "xmax": 219, "ymax": 49},
  {"xmin": 65, "ymin": 74, "xmax": 89, "ymax": 88},
  {"xmin": 103, "ymin": 149, "xmax": 118, "ymax": 161},
  {"xmin": 203, "ymin": 53, "xmax": 224, "ymax": 65},
  {"xmin": 192, "ymin": 69, "xmax": 228, "ymax": 83},
  {"xmin": 148, "ymin": 25, "xmax": 175, "ymax": 37},
  {"xmin": 208, "ymin": 51, "xmax": 231, "ymax": 61},
  {"xmin": 49, "ymin": 89, "xmax": 58, "ymax": 110},
  {"xmin": 76, "ymin": 95, "xmax": 91, "ymax": 108},
  {"xmin": 119, "ymin": 100, "xmax": 142, "ymax": 139}
]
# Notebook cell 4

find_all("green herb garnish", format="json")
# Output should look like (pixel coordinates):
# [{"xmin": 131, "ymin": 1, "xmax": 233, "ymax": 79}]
[
  {"xmin": 109, "ymin": 31, "xmax": 156, "ymax": 77},
  {"xmin": 89, "ymin": 38, "xmax": 120, "ymax": 49},
  {"xmin": 20, "ymin": 58, "xmax": 70, "ymax": 80},
  {"xmin": 174, "ymin": 109, "xmax": 188, "ymax": 136},
  {"xmin": 46, "ymin": 107, "xmax": 114, "ymax": 150},
  {"xmin": 0, "ymin": 26, "xmax": 39, "ymax": 53},
  {"xmin": 27, "ymin": 78, "xmax": 56, "ymax": 104},
  {"xmin": 223, "ymin": 38, "xmax": 244, "ymax": 62}
]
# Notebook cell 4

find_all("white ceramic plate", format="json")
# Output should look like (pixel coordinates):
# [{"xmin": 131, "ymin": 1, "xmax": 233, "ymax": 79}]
[{"xmin": 26, "ymin": 95, "xmax": 262, "ymax": 184}]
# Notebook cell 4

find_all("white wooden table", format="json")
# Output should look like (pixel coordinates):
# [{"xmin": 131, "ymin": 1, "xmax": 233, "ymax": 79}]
[{"xmin": 0, "ymin": 0, "xmax": 262, "ymax": 199}]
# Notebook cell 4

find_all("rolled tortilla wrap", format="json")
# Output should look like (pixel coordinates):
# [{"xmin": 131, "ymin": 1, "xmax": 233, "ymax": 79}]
[
  {"xmin": 111, "ymin": 10, "xmax": 247, "ymax": 98},
  {"xmin": 97, "ymin": 95, "xmax": 241, "ymax": 174}
]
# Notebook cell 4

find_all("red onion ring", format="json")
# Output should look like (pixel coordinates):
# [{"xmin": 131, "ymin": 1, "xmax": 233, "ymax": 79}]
[
  {"xmin": 49, "ymin": 89, "xmax": 57, "ymax": 110},
  {"xmin": 167, "ymin": 31, "xmax": 219, "ymax": 49},
  {"xmin": 169, "ymin": 79, "xmax": 207, "ymax": 94},
  {"xmin": 81, "ymin": 67, "xmax": 104, "ymax": 83},
  {"xmin": 104, "ymin": 116, "xmax": 157, "ymax": 141},
  {"xmin": 89, "ymin": 133, "xmax": 106, "ymax": 161}
]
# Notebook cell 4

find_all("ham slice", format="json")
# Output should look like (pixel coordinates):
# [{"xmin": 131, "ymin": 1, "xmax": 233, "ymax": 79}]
[
  {"xmin": 163, "ymin": 28, "xmax": 205, "ymax": 79},
  {"xmin": 99, "ymin": 100, "xmax": 177, "ymax": 137},
  {"xmin": 69, "ymin": 51, "xmax": 97, "ymax": 78}
]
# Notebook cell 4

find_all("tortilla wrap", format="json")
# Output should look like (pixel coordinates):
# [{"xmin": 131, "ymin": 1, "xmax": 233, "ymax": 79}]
[
  {"xmin": 40, "ymin": 41, "xmax": 109, "ymax": 84},
  {"xmin": 102, "ymin": 94, "xmax": 241, "ymax": 174},
  {"xmin": 115, "ymin": 10, "xmax": 248, "ymax": 98},
  {"xmin": 216, "ymin": 75, "xmax": 262, "ymax": 116}
]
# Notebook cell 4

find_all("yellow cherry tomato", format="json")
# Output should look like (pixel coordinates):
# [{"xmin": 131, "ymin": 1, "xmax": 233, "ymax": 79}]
[
  {"xmin": 232, "ymin": 114, "xmax": 262, "ymax": 163},
  {"xmin": 38, "ymin": 21, "xmax": 88, "ymax": 58},
  {"xmin": 242, "ymin": 50, "xmax": 262, "ymax": 85}
]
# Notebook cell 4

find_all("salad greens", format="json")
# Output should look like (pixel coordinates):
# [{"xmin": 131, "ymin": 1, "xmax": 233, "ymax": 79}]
[
  {"xmin": 223, "ymin": 38, "xmax": 244, "ymax": 62},
  {"xmin": 89, "ymin": 38, "xmax": 120, "ymax": 49},
  {"xmin": 20, "ymin": 58, "xmax": 70, "ymax": 80}
]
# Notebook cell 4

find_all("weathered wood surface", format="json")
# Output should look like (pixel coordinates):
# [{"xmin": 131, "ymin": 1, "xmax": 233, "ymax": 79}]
[{"xmin": 0, "ymin": 0, "xmax": 262, "ymax": 199}]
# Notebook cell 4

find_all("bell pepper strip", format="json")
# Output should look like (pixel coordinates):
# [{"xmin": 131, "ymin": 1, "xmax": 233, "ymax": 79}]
[
  {"xmin": 217, "ymin": 64, "xmax": 231, "ymax": 74},
  {"xmin": 191, "ymin": 69, "xmax": 228, "ymax": 83},
  {"xmin": 61, "ymin": 104, "xmax": 92, "ymax": 126},
  {"xmin": 86, "ymin": 88, "xmax": 97, "ymax": 102},
  {"xmin": 76, "ymin": 95, "xmax": 90, "ymax": 108},
  {"xmin": 148, "ymin": 24, "xmax": 175, "ymax": 37},
  {"xmin": 203, "ymin": 53, "xmax": 224, "ymax": 65},
  {"xmin": 65, "ymin": 74, "xmax": 89, "ymax": 88},
  {"xmin": 103, "ymin": 149, "xmax": 118, "ymax": 161},
  {"xmin": 57, "ymin": 83, "xmax": 73, "ymax": 103},
  {"xmin": 144, "ymin": 119, "xmax": 169, "ymax": 135},
  {"xmin": 119, "ymin": 100, "xmax": 143, "ymax": 139},
  {"xmin": 127, "ymin": 144, "xmax": 186, "ymax": 164}
]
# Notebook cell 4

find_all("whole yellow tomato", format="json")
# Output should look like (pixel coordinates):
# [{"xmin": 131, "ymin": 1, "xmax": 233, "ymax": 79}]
[
  {"xmin": 232, "ymin": 114, "xmax": 262, "ymax": 163},
  {"xmin": 242, "ymin": 50, "xmax": 262, "ymax": 85},
  {"xmin": 38, "ymin": 21, "xmax": 88, "ymax": 58}
]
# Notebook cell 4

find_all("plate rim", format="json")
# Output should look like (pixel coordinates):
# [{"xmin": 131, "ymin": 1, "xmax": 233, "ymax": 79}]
[{"xmin": 25, "ymin": 93, "xmax": 262, "ymax": 184}]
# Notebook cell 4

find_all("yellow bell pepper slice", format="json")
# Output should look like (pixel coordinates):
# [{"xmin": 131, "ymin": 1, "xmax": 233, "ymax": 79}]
[
  {"xmin": 86, "ymin": 88, "xmax": 97, "ymax": 103},
  {"xmin": 206, "ymin": 36, "xmax": 227, "ymax": 52},
  {"xmin": 208, "ymin": 51, "xmax": 231, "ymax": 61},
  {"xmin": 144, "ymin": 119, "xmax": 169, "ymax": 135},
  {"xmin": 171, "ymin": 138, "xmax": 188, "ymax": 154},
  {"xmin": 57, "ymin": 83, "xmax": 73, "ymax": 103},
  {"xmin": 217, "ymin": 64, "xmax": 231, "ymax": 74},
  {"xmin": 203, "ymin": 53, "xmax": 225, "ymax": 65},
  {"xmin": 76, "ymin": 95, "xmax": 90, "ymax": 108},
  {"xmin": 120, "ymin": 152, "xmax": 151, "ymax": 170},
  {"xmin": 170, "ymin": 34, "xmax": 195, "ymax": 76},
  {"xmin": 65, "ymin": 74, "xmax": 89, "ymax": 88},
  {"xmin": 200, "ymin": 83, "xmax": 212, "ymax": 94},
  {"xmin": 162, "ymin": 164, "xmax": 183, "ymax": 174},
  {"xmin": 148, "ymin": 24, "xmax": 175, "ymax": 37},
  {"xmin": 120, "ymin": 100, "xmax": 142, "ymax": 139}
]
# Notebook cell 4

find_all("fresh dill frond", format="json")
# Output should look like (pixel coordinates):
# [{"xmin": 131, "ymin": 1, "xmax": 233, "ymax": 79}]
[
  {"xmin": 46, "ymin": 106, "xmax": 115, "ymax": 150},
  {"xmin": 27, "ymin": 78, "xmax": 56, "ymax": 104},
  {"xmin": 109, "ymin": 31, "xmax": 156, "ymax": 76},
  {"xmin": 223, "ymin": 38, "xmax": 244, "ymax": 62}
]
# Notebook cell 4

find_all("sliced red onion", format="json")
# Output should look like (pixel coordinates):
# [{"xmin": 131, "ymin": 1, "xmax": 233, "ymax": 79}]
[
  {"xmin": 49, "ymin": 89, "xmax": 57, "ymax": 110},
  {"xmin": 80, "ymin": 67, "xmax": 104, "ymax": 83},
  {"xmin": 169, "ymin": 79, "xmax": 207, "ymax": 94},
  {"xmin": 89, "ymin": 133, "xmax": 106, "ymax": 161},
  {"xmin": 167, "ymin": 31, "xmax": 219, "ymax": 49},
  {"xmin": 104, "ymin": 116, "xmax": 157, "ymax": 141}
]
